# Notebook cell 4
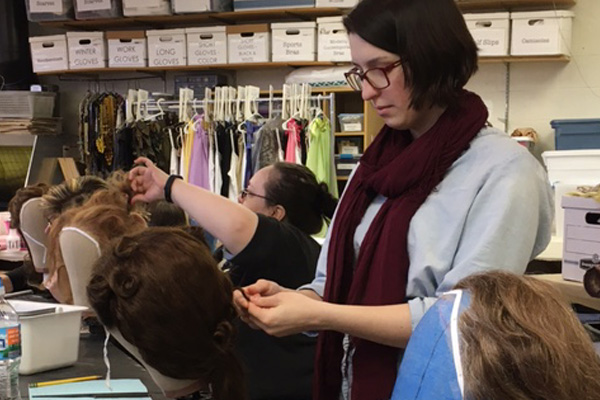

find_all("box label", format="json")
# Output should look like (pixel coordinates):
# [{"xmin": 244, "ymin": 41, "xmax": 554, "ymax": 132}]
[
  {"xmin": 31, "ymin": 45, "xmax": 68, "ymax": 72},
  {"xmin": 109, "ymin": 40, "xmax": 146, "ymax": 67},
  {"xmin": 77, "ymin": 0, "xmax": 111, "ymax": 11},
  {"xmin": 518, "ymin": 25, "xmax": 558, "ymax": 52},
  {"xmin": 188, "ymin": 38, "xmax": 226, "ymax": 65},
  {"xmin": 150, "ymin": 42, "xmax": 185, "ymax": 66},
  {"xmin": 125, "ymin": 0, "xmax": 162, "ymax": 7},
  {"xmin": 30, "ymin": 0, "xmax": 63, "ymax": 13},
  {"xmin": 70, "ymin": 41, "xmax": 105, "ymax": 69},
  {"xmin": 229, "ymin": 35, "xmax": 269, "ymax": 63},
  {"xmin": 472, "ymin": 29, "xmax": 506, "ymax": 56},
  {"xmin": 0, "ymin": 325, "xmax": 21, "ymax": 361}
]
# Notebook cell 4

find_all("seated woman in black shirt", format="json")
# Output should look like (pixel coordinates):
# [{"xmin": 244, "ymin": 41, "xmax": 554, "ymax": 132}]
[{"xmin": 129, "ymin": 157, "xmax": 337, "ymax": 400}]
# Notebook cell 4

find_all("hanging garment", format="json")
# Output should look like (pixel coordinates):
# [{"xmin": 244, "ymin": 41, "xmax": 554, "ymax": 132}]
[
  {"xmin": 285, "ymin": 119, "xmax": 303, "ymax": 164},
  {"xmin": 228, "ymin": 126, "xmax": 241, "ymax": 201},
  {"xmin": 252, "ymin": 117, "xmax": 283, "ymax": 174},
  {"xmin": 188, "ymin": 115, "xmax": 210, "ymax": 190},
  {"xmin": 306, "ymin": 116, "xmax": 338, "ymax": 198},
  {"xmin": 216, "ymin": 122, "xmax": 232, "ymax": 198},
  {"xmin": 244, "ymin": 121, "xmax": 262, "ymax": 188}
]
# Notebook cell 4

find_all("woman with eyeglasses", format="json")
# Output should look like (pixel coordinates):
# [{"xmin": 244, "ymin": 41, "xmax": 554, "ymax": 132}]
[
  {"xmin": 233, "ymin": 0, "xmax": 554, "ymax": 399},
  {"xmin": 128, "ymin": 157, "xmax": 337, "ymax": 400}
]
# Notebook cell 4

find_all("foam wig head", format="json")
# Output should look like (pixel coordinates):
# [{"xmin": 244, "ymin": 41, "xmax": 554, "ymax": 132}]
[
  {"xmin": 392, "ymin": 271, "xmax": 600, "ymax": 400},
  {"xmin": 87, "ymin": 227, "xmax": 247, "ymax": 400}
]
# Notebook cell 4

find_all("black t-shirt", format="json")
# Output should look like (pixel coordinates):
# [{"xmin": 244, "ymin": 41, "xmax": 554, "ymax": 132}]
[{"xmin": 227, "ymin": 215, "xmax": 320, "ymax": 400}]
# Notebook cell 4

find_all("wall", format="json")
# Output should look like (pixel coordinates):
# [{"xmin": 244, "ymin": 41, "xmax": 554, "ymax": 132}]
[{"xmin": 33, "ymin": 0, "xmax": 600, "ymax": 162}]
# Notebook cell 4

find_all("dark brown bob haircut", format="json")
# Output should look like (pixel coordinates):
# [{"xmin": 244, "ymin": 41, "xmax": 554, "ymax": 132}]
[{"xmin": 344, "ymin": 0, "xmax": 478, "ymax": 110}]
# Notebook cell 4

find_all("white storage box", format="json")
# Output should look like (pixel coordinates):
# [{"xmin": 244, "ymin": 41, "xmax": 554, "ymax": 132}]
[
  {"xmin": 234, "ymin": 0, "xmax": 314, "ymax": 11},
  {"xmin": 67, "ymin": 32, "xmax": 107, "ymax": 70},
  {"xmin": 561, "ymin": 196, "xmax": 600, "ymax": 282},
  {"xmin": 227, "ymin": 24, "xmax": 270, "ymax": 64},
  {"xmin": 122, "ymin": 0, "xmax": 171, "ymax": 16},
  {"xmin": 172, "ymin": 0, "xmax": 232, "ymax": 13},
  {"xmin": 511, "ymin": 10, "xmax": 574, "ymax": 56},
  {"xmin": 74, "ymin": 0, "xmax": 122, "ymax": 20},
  {"xmin": 147, "ymin": 29, "xmax": 187, "ymax": 67},
  {"xmin": 317, "ymin": 16, "xmax": 351, "ymax": 62},
  {"xmin": 107, "ymin": 31, "xmax": 147, "ymax": 68},
  {"xmin": 8, "ymin": 300, "xmax": 87, "ymax": 375},
  {"xmin": 28, "ymin": 35, "xmax": 69, "ymax": 73},
  {"xmin": 186, "ymin": 27, "xmax": 227, "ymax": 66},
  {"xmin": 25, "ymin": 0, "xmax": 74, "ymax": 22},
  {"xmin": 316, "ymin": 0, "xmax": 358, "ymax": 7},
  {"xmin": 464, "ymin": 12, "xmax": 510, "ymax": 56},
  {"xmin": 272, "ymin": 22, "xmax": 316, "ymax": 62}
]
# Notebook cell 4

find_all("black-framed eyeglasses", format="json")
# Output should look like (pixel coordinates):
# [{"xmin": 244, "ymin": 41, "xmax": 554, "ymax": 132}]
[
  {"xmin": 344, "ymin": 60, "xmax": 403, "ymax": 92},
  {"xmin": 240, "ymin": 189, "xmax": 274, "ymax": 203}
]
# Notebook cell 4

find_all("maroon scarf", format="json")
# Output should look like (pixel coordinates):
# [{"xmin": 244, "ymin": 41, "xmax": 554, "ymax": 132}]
[{"xmin": 313, "ymin": 91, "xmax": 488, "ymax": 400}]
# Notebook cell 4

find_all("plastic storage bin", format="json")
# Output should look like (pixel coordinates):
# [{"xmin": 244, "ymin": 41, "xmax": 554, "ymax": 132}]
[
  {"xmin": 172, "ymin": 0, "xmax": 232, "ymax": 13},
  {"xmin": 0, "ymin": 91, "xmax": 56, "ymax": 119},
  {"xmin": 74, "ymin": 0, "xmax": 122, "ymax": 19},
  {"xmin": 464, "ymin": 12, "xmax": 510, "ymax": 56},
  {"xmin": 271, "ymin": 22, "xmax": 316, "ymax": 62},
  {"xmin": 511, "ymin": 10, "xmax": 574, "ymax": 56},
  {"xmin": 335, "ymin": 154, "xmax": 361, "ymax": 176},
  {"xmin": 186, "ymin": 26, "xmax": 227, "ymax": 66},
  {"xmin": 8, "ymin": 300, "xmax": 87, "ymax": 375},
  {"xmin": 338, "ymin": 113, "xmax": 364, "ymax": 132},
  {"xmin": 25, "ymin": 0, "xmax": 74, "ymax": 22},
  {"xmin": 28, "ymin": 35, "xmax": 69, "ymax": 73},
  {"xmin": 317, "ymin": 16, "xmax": 351, "ymax": 62},
  {"xmin": 551, "ymin": 119, "xmax": 600, "ymax": 150},
  {"xmin": 122, "ymin": 0, "xmax": 172, "ymax": 16}
]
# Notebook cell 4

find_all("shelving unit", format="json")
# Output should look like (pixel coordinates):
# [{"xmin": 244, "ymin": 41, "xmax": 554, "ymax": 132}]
[{"xmin": 456, "ymin": 0, "xmax": 576, "ymax": 12}]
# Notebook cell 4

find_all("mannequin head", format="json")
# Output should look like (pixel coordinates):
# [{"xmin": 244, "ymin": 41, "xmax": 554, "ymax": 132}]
[
  {"xmin": 87, "ymin": 227, "xmax": 246, "ymax": 400},
  {"xmin": 7, "ymin": 183, "xmax": 49, "ymax": 229}
]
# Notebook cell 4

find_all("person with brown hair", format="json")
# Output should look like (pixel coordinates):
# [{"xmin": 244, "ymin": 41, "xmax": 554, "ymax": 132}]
[
  {"xmin": 87, "ymin": 227, "xmax": 247, "ymax": 400},
  {"xmin": 392, "ymin": 271, "xmax": 600, "ymax": 400},
  {"xmin": 232, "ymin": 0, "xmax": 554, "ymax": 399},
  {"xmin": 40, "ymin": 175, "xmax": 109, "ymax": 223},
  {"xmin": 129, "ymin": 158, "xmax": 337, "ymax": 400},
  {"xmin": 45, "ymin": 188, "xmax": 147, "ymax": 304}
]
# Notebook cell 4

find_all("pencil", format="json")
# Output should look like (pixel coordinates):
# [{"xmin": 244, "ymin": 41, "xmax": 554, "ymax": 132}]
[{"xmin": 29, "ymin": 375, "xmax": 103, "ymax": 388}]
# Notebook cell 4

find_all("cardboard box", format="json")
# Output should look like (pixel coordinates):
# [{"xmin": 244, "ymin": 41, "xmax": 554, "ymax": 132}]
[
  {"xmin": 8, "ymin": 300, "xmax": 87, "ymax": 375},
  {"xmin": 74, "ymin": 0, "xmax": 122, "ymax": 20},
  {"xmin": 28, "ymin": 35, "xmax": 69, "ymax": 73},
  {"xmin": 233, "ymin": 0, "xmax": 313, "ymax": 11},
  {"xmin": 107, "ymin": 31, "xmax": 147, "ymax": 68},
  {"xmin": 464, "ymin": 12, "xmax": 510, "ymax": 56},
  {"xmin": 122, "ymin": 0, "xmax": 171, "ymax": 16},
  {"xmin": 317, "ymin": 16, "xmax": 351, "ymax": 62},
  {"xmin": 186, "ymin": 26, "xmax": 227, "ymax": 66},
  {"xmin": 315, "ymin": 0, "xmax": 358, "ymax": 8},
  {"xmin": 271, "ymin": 22, "xmax": 316, "ymax": 62},
  {"xmin": 172, "ymin": 0, "xmax": 232, "ymax": 13},
  {"xmin": 67, "ymin": 31, "xmax": 107, "ymax": 70},
  {"xmin": 227, "ymin": 24, "xmax": 270, "ymax": 64},
  {"xmin": 147, "ymin": 29, "xmax": 187, "ymax": 67},
  {"xmin": 511, "ymin": 10, "xmax": 574, "ymax": 56},
  {"xmin": 561, "ymin": 196, "xmax": 600, "ymax": 282},
  {"xmin": 335, "ymin": 154, "xmax": 361, "ymax": 176},
  {"xmin": 25, "ymin": 0, "xmax": 74, "ymax": 22}
]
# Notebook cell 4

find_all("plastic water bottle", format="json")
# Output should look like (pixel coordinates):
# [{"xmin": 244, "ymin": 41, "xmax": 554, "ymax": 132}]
[{"xmin": 0, "ymin": 281, "xmax": 21, "ymax": 400}]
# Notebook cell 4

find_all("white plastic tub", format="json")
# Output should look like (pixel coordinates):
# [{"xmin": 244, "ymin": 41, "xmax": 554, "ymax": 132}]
[{"xmin": 8, "ymin": 300, "xmax": 87, "ymax": 375}]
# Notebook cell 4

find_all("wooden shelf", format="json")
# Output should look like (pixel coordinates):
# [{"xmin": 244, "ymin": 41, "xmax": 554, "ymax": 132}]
[
  {"xmin": 38, "ymin": 7, "xmax": 346, "ymax": 30},
  {"xmin": 35, "ymin": 62, "xmax": 343, "ymax": 76},
  {"xmin": 479, "ymin": 55, "xmax": 571, "ymax": 63},
  {"xmin": 335, "ymin": 131, "xmax": 365, "ymax": 137},
  {"xmin": 456, "ymin": 0, "xmax": 576, "ymax": 12}
]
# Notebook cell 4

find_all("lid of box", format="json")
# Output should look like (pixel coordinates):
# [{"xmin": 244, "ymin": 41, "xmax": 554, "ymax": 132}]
[
  {"xmin": 106, "ymin": 31, "xmax": 146, "ymax": 40},
  {"xmin": 227, "ymin": 24, "xmax": 270, "ymax": 34},
  {"xmin": 317, "ymin": 16, "xmax": 344, "ymax": 24},
  {"xmin": 185, "ymin": 26, "xmax": 227, "ymax": 34},
  {"xmin": 551, "ymin": 118, "xmax": 600, "ymax": 127},
  {"xmin": 271, "ymin": 21, "xmax": 316, "ymax": 29},
  {"xmin": 511, "ymin": 10, "xmax": 574, "ymax": 19},
  {"xmin": 543, "ymin": 149, "xmax": 600, "ymax": 160},
  {"xmin": 28, "ymin": 34, "xmax": 67, "ymax": 44},
  {"xmin": 147, "ymin": 28, "xmax": 186, "ymax": 37},
  {"xmin": 463, "ymin": 12, "xmax": 510, "ymax": 20},
  {"xmin": 561, "ymin": 195, "xmax": 600, "ymax": 211},
  {"xmin": 66, "ymin": 31, "xmax": 104, "ymax": 39}
]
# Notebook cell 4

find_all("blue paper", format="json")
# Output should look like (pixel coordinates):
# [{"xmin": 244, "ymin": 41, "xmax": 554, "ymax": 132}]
[{"xmin": 29, "ymin": 379, "xmax": 150, "ymax": 400}]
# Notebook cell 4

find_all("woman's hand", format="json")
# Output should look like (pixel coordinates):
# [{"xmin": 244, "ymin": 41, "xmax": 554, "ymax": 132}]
[
  {"xmin": 233, "ymin": 279, "xmax": 285, "ymax": 329},
  {"xmin": 129, "ymin": 157, "xmax": 169, "ymax": 204},
  {"xmin": 245, "ymin": 290, "xmax": 323, "ymax": 337}
]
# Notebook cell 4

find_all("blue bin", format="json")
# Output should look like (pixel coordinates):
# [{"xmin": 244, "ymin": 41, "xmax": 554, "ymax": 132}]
[{"xmin": 551, "ymin": 119, "xmax": 600, "ymax": 150}]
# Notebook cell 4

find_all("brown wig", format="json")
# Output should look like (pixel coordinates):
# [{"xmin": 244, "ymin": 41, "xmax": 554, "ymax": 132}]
[
  {"xmin": 344, "ymin": 0, "xmax": 478, "ymax": 110},
  {"xmin": 263, "ymin": 162, "xmax": 338, "ymax": 235},
  {"xmin": 7, "ymin": 183, "xmax": 49, "ymax": 229},
  {"xmin": 455, "ymin": 271, "xmax": 600, "ymax": 400},
  {"xmin": 87, "ymin": 228, "xmax": 247, "ymax": 400},
  {"xmin": 45, "ymin": 188, "xmax": 147, "ymax": 304},
  {"xmin": 41, "ymin": 175, "xmax": 109, "ymax": 222}
]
